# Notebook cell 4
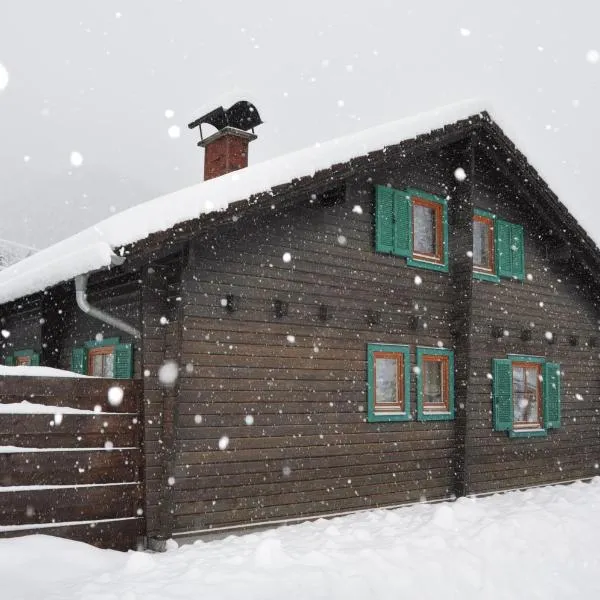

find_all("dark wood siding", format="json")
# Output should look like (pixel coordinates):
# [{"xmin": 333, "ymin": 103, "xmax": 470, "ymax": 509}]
[
  {"xmin": 172, "ymin": 149, "xmax": 464, "ymax": 532},
  {"xmin": 466, "ymin": 154, "xmax": 600, "ymax": 493},
  {"xmin": 0, "ymin": 297, "xmax": 42, "ymax": 362}
]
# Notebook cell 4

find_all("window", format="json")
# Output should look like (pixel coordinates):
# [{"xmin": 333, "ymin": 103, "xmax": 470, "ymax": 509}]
[
  {"xmin": 492, "ymin": 356, "xmax": 561, "ymax": 438},
  {"xmin": 415, "ymin": 347, "xmax": 455, "ymax": 421},
  {"xmin": 367, "ymin": 344, "xmax": 410, "ymax": 422},
  {"xmin": 375, "ymin": 186, "xmax": 448, "ymax": 272},
  {"xmin": 472, "ymin": 209, "xmax": 524, "ymax": 282},
  {"xmin": 70, "ymin": 337, "xmax": 133, "ymax": 379},
  {"xmin": 4, "ymin": 349, "xmax": 40, "ymax": 366}
]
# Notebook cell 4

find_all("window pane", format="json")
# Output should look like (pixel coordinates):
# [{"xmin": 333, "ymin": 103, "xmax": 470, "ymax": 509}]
[
  {"xmin": 513, "ymin": 365, "xmax": 539, "ymax": 424},
  {"xmin": 104, "ymin": 352, "xmax": 115, "ymax": 378},
  {"xmin": 473, "ymin": 220, "xmax": 490, "ymax": 268},
  {"xmin": 423, "ymin": 360, "xmax": 443, "ymax": 404},
  {"xmin": 375, "ymin": 357, "xmax": 398, "ymax": 404},
  {"xmin": 414, "ymin": 203, "xmax": 436, "ymax": 255},
  {"xmin": 91, "ymin": 353, "xmax": 103, "ymax": 376}
]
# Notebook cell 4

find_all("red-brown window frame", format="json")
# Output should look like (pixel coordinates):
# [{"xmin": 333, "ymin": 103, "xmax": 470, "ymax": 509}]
[
  {"xmin": 421, "ymin": 354, "xmax": 450, "ymax": 413},
  {"xmin": 473, "ymin": 214, "xmax": 495, "ymax": 274},
  {"xmin": 373, "ymin": 351, "xmax": 405, "ymax": 413},
  {"xmin": 512, "ymin": 361, "xmax": 542, "ymax": 429},
  {"xmin": 15, "ymin": 355, "xmax": 31, "ymax": 366},
  {"xmin": 87, "ymin": 345, "xmax": 115, "ymax": 377},
  {"xmin": 412, "ymin": 196, "xmax": 444, "ymax": 264}
]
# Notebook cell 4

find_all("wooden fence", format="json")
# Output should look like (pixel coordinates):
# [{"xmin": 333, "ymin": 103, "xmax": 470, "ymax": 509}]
[{"xmin": 0, "ymin": 376, "xmax": 144, "ymax": 550}]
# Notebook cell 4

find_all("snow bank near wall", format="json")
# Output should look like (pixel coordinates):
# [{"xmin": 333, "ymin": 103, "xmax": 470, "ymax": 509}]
[
  {"xmin": 0, "ymin": 365, "xmax": 89, "ymax": 378},
  {"xmin": 2, "ymin": 479, "xmax": 600, "ymax": 599}
]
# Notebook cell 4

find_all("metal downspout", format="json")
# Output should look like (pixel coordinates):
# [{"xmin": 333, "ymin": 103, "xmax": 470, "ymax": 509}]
[{"xmin": 74, "ymin": 259, "xmax": 141, "ymax": 339}]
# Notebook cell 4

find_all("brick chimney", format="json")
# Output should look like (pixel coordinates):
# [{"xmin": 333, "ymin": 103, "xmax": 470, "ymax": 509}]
[
  {"xmin": 199, "ymin": 127, "xmax": 257, "ymax": 181},
  {"xmin": 188, "ymin": 100, "xmax": 262, "ymax": 181}
]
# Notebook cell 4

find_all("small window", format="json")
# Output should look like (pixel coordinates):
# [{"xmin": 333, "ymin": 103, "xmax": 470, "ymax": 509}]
[
  {"xmin": 492, "ymin": 356, "xmax": 561, "ymax": 438},
  {"xmin": 416, "ymin": 347, "xmax": 455, "ymax": 421},
  {"xmin": 5, "ymin": 349, "xmax": 40, "ymax": 367},
  {"xmin": 473, "ymin": 212, "xmax": 495, "ymax": 275},
  {"xmin": 88, "ymin": 345, "xmax": 116, "ymax": 377},
  {"xmin": 413, "ymin": 196, "xmax": 444, "ymax": 264},
  {"xmin": 71, "ymin": 337, "xmax": 133, "ymax": 379},
  {"xmin": 473, "ymin": 209, "xmax": 524, "ymax": 282},
  {"xmin": 367, "ymin": 344, "xmax": 410, "ymax": 422},
  {"xmin": 375, "ymin": 186, "xmax": 448, "ymax": 272}
]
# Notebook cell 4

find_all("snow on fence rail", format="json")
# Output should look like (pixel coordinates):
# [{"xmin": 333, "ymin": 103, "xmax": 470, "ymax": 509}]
[{"xmin": 0, "ymin": 376, "xmax": 144, "ymax": 551}]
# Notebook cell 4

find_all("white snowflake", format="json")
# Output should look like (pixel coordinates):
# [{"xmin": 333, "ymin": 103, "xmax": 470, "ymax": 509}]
[
  {"xmin": 70, "ymin": 151, "xmax": 83, "ymax": 167},
  {"xmin": 218, "ymin": 436, "xmax": 230, "ymax": 450},
  {"xmin": 454, "ymin": 167, "xmax": 467, "ymax": 181},
  {"xmin": 586, "ymin": 49, "xmax": 599, "ymax": 64},
  {"xmin": 282, "ymin": 252, "xmax": 292, "ymax": 263},
  {"xmin": 168, "ymin": 125, "xmax": 181, "ymax": 139},
  {"xmin": 0, "ymin": 62, "xmax": 8, "ymax": 91}
]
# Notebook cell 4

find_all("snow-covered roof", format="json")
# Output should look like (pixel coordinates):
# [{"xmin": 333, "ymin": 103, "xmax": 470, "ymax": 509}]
[{"xmin": 0, "ymin": 99, "xmax": 557, "ymax": 305}]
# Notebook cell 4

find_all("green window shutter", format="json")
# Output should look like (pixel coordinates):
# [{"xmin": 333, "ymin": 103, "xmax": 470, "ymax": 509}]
[
  {"xmin": 492, "ymin": 358, "xmax": 513, "ymax": 431},
  {"xmin": 114, "ymin": 343, "xmax": 133, "ymax": 379},
  {"xmin": 393, "ymin": 190, "xmax": 412, "ymax": 257},
  {"xmin": 31, "ymin": 353, "xmax": 40, "ymax": 366},
  {"xmin": 510, "ymin": 223, "xmax": 525, "ymax": 280},
  {"xmin": 375, "ymin": 186, "xmax": 394, "ymax": 253},
  {"xmin": 70, "ymin": 347, "xmax": 87, "ymax": 375},
  {"xmin": 496, "ymin": 219, "xmax": 513, "ymax": 278},
  {"xmin": 543, "ymin": 362, "xmax": 561, "ymax": 429},
  {"xmin": 5, "ymin": 355, "xmax": 14, "ymax": 366}
]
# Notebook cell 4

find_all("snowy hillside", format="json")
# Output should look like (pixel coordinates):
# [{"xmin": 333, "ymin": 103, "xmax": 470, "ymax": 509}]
[{"xmin": 2, "ymin": 479, "xmax": 600, "ymax": 600}]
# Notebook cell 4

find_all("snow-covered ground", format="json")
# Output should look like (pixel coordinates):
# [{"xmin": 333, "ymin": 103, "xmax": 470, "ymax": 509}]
[{"xmin": 2, "ymin": 479, "xmax": 600, "ymax": 600}]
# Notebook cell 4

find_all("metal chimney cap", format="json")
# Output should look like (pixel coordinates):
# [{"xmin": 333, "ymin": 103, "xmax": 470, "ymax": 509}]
[{"xmin": 188, "ymin": 100, "xmax": 263, "ymax": 139}]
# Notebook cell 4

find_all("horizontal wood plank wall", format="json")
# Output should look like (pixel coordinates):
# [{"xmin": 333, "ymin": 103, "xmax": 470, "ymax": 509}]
[
  {"xmin": 0, "ymin": 298, "xmax": 42, "ymax": 363},
  {"xmin": 171, "ymin": 151, "xmax": 462, "ymax": 533},
  {"xmin": 0, "ymin": 377, "xmax": 144, "ymax": 550},
  {"xmin": 467, "ymin": 154, "xmax": 600, "ymax": 493}
]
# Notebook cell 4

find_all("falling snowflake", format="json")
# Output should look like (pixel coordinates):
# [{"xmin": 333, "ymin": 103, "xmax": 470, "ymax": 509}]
[
  {"xmin": 414, "ymin": 275, "xmax": 422, "ymax": 285},
  {"xmin": 54, "ymin": 413, "xmax": 63, "ymax": 426},
  {"xmin": 167, "ymin": 476, "xmax": 175, "ymax": 486},
  {"xmin": 412, "ymin": 366, "xmax": 421, "ymax": 375},
  {"xmin": 104, "ymin": 441, "xmax": 114, "ymax": 450},
  {"xmin": 460, "ymin": 28, "xmax": 471, "ymax": 37},
  {"xmin": 0, "ymin": 62, "xmax": 8, "ymax": 91},
  {"xmin": 286, "ymin": 334, "xmax": 296, "ymax": 344},
  {"xmin": 575, "ymin": 393, "xmax": 584, "ymax": 401},
  {"xmin": 1, "ymin": 329, "xmax": 10, "ymax": 339},
  {"xmin": 244, "ymin": 415, "xmax": 254, "ymax": 426},
  {"xmin": 282, "ymin": 465, "xmax": 292, "ymax": 476},
  {"xmin": 70, "ymin": 151, "xmax": 83, "ymax": 167},
  {"xmin": 159, "ymin": 316, "xmax": 169, "ymax": 325},
  {"xmin": 282, "ymin": 252, "xmax": 292, "ymax": 263},
  {"xmin": 218, "ymin": 436, "xmax": 230, "ymax": 450},
  {"xmin": 194, "ymin": 414, "xmax": 203, "ymax": 424},
  {"xmin": 168, "ymin": 125, "xmax": 181, "ymax": 139},
  {"xmin": 220, "ymin": 298, "xmax": 228, "ymax": 307},
  {"xmin": 158, "ymin": 360, "xmax": 178, "ymax": 386},
  {"xmin": 352, "ymin": 205, "xmax": 363, "ymax": 215},
  {"xmin": 454, "ymin": 167, "xmax": 467, "ymax": 181},
  {"xmin": 526, "ymin": 273, "xmax": 533, "ymax": 281},
  {"xmin": 586, "ymin": 49, "xmax": 599, "ymax": 64},
  {"xmin": 165, "ymin": 109, "xmax": 174, "ymax": 118},
  {"xmin": 337, "ymin": 235, "xmax": 347, "ymax": 246},
  {"xmin": 107, "ymin": 386, "xmax": 124, "ymax": 407},
  {"xmin": 545, "ymin": 331, "xmax": 553, "ymax": 341}
]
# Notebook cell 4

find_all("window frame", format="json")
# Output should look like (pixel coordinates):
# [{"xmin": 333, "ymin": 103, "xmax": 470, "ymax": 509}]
[
  {"xmin": 492, "ymin": 354, "xmax": 561, "ymax": 438},
  {"xmin": 367, "ymin": 343, "xmax": 411, "ymax": 422},
  {"xmin": 511, "ymin": 361, "xmax": 543, "ymax": 430},
  {"xmin": 87, "ymin": 344, "xmax": 116, "ymax": 377},
  {"xmin": 472, "ymin": 208, "xmax": 500, "ymax": 282},
  {"xmin": 415, "ymin": 347, "xmax": 455, "ymax": 421},
  {"xmin": 411, "ymin": 196, "xmax": 444, "ymax": 265},
  {"xmin": 375, "ymin": 185, "xmax": 449, "ymax": 273},
  {"xmin": 5, "ymin": 349, "xmax": 40, "ymax": 367}
]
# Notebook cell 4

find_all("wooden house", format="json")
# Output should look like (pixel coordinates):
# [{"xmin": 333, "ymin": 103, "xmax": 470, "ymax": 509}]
[{"xmin": 2, "ymin": 100, "xmax": 600, "ymax": 546}]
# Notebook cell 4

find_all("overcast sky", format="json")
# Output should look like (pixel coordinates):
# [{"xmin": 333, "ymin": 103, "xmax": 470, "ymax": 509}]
[{"xmin": 0, "ymin": 0, "xmax": 599, "ymax": 248}]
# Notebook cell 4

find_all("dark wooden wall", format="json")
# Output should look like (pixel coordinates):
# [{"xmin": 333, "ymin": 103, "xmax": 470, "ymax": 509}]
[
  {"xmin": 0, "ymin": 297, "xmax": 43, "ymax": 362},
  {"xmin": 169, "ymin": 148, "xmax": 466, "ymax": 533},
  {"xmin": 0, "ymin": 377, "xmax": 144, "ymax": 550},
  {"xmin": 466, "ymin": 151, "xmax": 600, "ymax": 493}
]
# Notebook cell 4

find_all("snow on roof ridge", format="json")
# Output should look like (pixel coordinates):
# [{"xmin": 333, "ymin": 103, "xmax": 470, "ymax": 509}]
[{"xmin": 0, "ymin": 99, "xmax": 490, "ymax": 304}]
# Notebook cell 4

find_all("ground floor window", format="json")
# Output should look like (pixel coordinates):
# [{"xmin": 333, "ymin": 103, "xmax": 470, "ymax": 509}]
[
  {"xmin": 4, "ymin": 349, "xmax": 40, "ymax": 367},
  {"xmin": 416, "ymin": 347, "xmax": 455, "ymax": 421},
  {"xmin": 492, "ymin": 355, "xmax": 561, "ymax": 438},
  {"xmin": 71, "ymin": 337, "xmax": 133, "ymax": 379},
  {"xmin": 367, "ymin": 344, "xmax": 410, "ymax": 422}
]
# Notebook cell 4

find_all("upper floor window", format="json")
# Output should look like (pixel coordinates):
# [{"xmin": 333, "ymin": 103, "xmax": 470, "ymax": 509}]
[
  {"xmin": 375, "ymin": 186, "xmax": 448, "ymax": 272},
  {"xmin": 472, "ymin": 209, "xmax": 525, "ymax": 282},
  {"xmin": 492, "ymin": 355, "xmax": 561, "ymax": 438}
]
